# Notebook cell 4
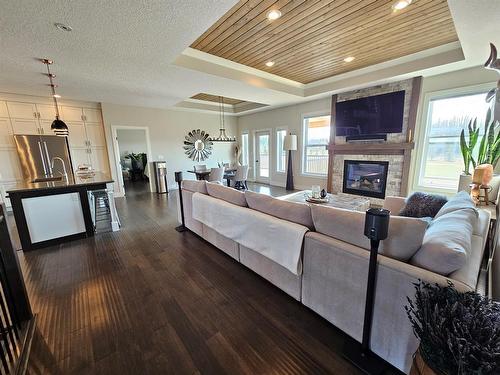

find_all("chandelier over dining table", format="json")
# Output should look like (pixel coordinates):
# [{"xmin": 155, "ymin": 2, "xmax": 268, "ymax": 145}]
[{"xmin": 210, "ymin": 96, "xmax": 236, "ymax": 142}]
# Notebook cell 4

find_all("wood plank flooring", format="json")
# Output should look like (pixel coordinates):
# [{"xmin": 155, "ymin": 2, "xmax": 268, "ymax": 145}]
[{"xmin": 18, "ymin": 182, "xmax": 402, "ymax": 374}]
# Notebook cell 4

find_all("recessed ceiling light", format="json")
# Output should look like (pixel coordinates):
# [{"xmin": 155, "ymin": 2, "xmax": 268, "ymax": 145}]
[
  {"xmin": 265, "ymin": 61, "xmax": 275, "ymax": 67},
  {"xmin": 54, "ymin": 22, "xmax": 72, "ymax": 32},
  {"xmin": 392, "ymin": 0, "xmax": 412, "ymax": 11},
  {"xmin": 344, "ymin": 56, "xmax": 355, "ymax": 62},
  {"xmin": 267, "ymin": 9, "xmax": 282, "ymax": 21}
]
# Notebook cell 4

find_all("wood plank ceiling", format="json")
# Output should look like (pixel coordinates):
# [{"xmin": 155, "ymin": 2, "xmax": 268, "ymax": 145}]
[
  {"xmin": 191, "ymin": 93, "xmax": 245, "ymax": 105},
  {"xmin": 190, "ymin": 0, "xmax": 458, "ymax": 84}
]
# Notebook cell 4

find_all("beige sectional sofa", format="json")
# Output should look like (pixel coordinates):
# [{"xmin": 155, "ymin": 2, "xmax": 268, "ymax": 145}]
[{"xmin": 178, "ymin": 180, "xmax": 490, "ymax": 374}]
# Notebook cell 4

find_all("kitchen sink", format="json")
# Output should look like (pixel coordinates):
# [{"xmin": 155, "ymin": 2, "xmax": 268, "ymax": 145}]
[{"xmin": 30, "ymin": 176, "xmax": 64, "ymax": 183}]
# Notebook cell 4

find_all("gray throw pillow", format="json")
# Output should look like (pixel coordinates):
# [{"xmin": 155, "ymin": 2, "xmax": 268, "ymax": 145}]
[{"xmin": 399, "ymin": 192, "xmax": 447, "ymax": 218}]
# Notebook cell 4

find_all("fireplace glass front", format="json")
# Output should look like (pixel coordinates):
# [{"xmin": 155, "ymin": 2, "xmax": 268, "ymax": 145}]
[{"xmin": 342, "ymin": 160, "xmax": 389, "ymax": 199}]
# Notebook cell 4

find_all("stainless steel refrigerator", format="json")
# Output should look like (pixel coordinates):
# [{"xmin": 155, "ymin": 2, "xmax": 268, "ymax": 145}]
[{"xmin": 14, "ymin": 135, "xmax": 73, "ymax": 182}]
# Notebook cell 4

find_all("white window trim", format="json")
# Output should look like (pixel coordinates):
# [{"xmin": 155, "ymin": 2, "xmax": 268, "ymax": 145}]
[
  {"xmin": 276, "ymin": 127, "xmax": 288, "ymax": 174},
  {"xmin": 301, "ymin": 111, "xmax": 331, "ymax": 177},
  {"xmin": 411, "ymin": 82, "xmax": 496, "ymax": 195},
  {"xmin": 240, "ymin": 131, "xmax": 249, "ymax": 167}
]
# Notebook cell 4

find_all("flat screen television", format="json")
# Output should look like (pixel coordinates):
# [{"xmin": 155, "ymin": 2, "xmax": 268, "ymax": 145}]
[{"xmin": 335, "ymin": 90, "xmax": 405, "ymax": 138}]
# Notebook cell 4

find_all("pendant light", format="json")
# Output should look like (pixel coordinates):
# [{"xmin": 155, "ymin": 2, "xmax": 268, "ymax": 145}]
[
  {"xmin": 42, "ymin": 59, "xmax": 69, "ymax": 137},
  {"xmin": 210, "ymin": 96, "xmax": 236, "ymax": 142}
]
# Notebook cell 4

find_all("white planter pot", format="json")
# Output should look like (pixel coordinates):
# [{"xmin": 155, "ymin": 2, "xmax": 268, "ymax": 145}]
[{"xmin": 458, "ymin": 174, "xmax": 472, "ymax": 193}]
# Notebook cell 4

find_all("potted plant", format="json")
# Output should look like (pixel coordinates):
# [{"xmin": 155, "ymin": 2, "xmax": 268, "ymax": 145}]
[
  {"xmin": 405, "ymin": 281, "xmax": 500, "ymax": 375},
  {"xmin": 459, "ymin": 109, "xmax": 500, "ymax": 192}
]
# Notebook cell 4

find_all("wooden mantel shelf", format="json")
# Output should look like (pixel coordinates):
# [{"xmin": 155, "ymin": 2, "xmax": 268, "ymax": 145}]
[{"xmin": 327, "ymin": 142, "xmax": 414, "ymax": 154}]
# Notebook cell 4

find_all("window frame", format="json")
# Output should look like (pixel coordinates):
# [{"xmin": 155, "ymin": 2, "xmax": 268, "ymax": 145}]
[
  {"xmin": 276, "ymin": 128, "xmax": 288, "ymax": 174},
  {"xmin": 411, "ymin": 82, "xmax": 495, "ymax": 195},
  {"xmin": 241, "ymin": 132, "xmax": 249, "ymax": 167},
  {"xmin": 301, "ymin": 112, "xmax": 331, "ymax": 177}
]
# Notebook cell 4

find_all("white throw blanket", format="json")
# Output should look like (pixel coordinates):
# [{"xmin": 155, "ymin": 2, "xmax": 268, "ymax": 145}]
[{"xmin": 192, "ymin": 193, "xmax": 308, "ymax": 275}]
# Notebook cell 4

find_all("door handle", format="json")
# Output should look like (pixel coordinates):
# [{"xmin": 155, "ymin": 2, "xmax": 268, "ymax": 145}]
[{"xmin": 255, "ymin": 160, "xmax": 259, "ymax": 162}]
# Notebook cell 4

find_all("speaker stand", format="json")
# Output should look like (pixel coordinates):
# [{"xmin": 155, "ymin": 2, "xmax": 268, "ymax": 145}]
[{"xmin": 342, "ymin": 239, "xmax": 387, "ymax": 374}]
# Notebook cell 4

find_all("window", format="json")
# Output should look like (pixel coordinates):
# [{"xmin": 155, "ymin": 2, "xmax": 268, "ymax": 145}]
[
  {"xmin": 417, "ymin": 90, "xmax": 491, "ymax": 191},
  {"xmin": 241, "ymin": 133, "xmax": 249, "ymax": 166},
  {"xmin": 302, "ymin": 115, "xmax": 331, "ymax": 175},
  {"xmin": 276, "ymin": 129, "xmax": 287, "ymax": 172}
]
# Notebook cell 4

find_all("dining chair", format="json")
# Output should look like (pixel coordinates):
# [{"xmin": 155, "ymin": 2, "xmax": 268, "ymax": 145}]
[
  {"xmin": 231, "ymin": 165, "xmax": 249, "ymax": 190},
  {"xmin": 194, "ymin": 165, "xmax": 207, "ymax": 171},
  {"xmin": 208, "ymin": 167, "xmax": 224, "ymax": 184}
]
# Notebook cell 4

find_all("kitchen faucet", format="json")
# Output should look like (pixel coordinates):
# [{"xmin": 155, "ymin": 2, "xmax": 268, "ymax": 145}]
[{"xmin": 51, "ymin": 157, "xmax": 68, "ymax": 181}]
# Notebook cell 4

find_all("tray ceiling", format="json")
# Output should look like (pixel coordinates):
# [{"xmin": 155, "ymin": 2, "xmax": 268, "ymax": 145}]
[
  {"xmin": 191, "ymin": 0, "xmax": 459, "ymax": 84},
  {"xmin": 191, "ymin": 93, "xmax": 245, "ymax": 105}
]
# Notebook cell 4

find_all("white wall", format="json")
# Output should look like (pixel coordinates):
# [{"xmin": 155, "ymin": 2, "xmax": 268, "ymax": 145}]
[
  {"xmin": 238, "ymin": 97, "xmax": 331, "ymax": 190},
  {"xmin": 101, "ymin": 103, "xmax": 237, "ymax": 193}
]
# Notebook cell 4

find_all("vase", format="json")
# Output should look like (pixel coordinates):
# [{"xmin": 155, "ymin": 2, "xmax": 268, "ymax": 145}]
[
  {"xmin": 457, "ymin": 173, "xmax": 472, "ymax": 193},
  {"xmin": 410, "ymin": 350, "xmax": 439, "ymax": 375}
]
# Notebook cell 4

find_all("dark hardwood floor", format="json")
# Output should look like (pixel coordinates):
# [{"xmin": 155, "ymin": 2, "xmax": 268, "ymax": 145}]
[{"xmin": 19, "ymin": 182, "xmax": 402, "ymax": 374}]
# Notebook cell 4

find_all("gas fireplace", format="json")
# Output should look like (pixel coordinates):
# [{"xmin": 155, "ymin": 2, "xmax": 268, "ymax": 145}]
[{"xmin": 342, "ymin": 160, "xmax": 389, "ymax": 199}]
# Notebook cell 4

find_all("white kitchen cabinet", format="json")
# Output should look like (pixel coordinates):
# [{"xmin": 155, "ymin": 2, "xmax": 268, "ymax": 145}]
[
  {"xmin": 0, "ymin": 149, "xmax": 23, "ymax": 181},
  {"xmin": 66, "ymin": 121, "xmax": 88, "ymax": 148},
  {"xmin": 38, "ymin": 119, "xmax": 54, "ymax": 135},
  {"xmin": 86, "ymin": 122, "xmax": 106, "ymax": 147},
  {"xmin": 36, "ymin": 104, "xmax": 56, "ymax": 120},
  {"xmin": 61, "ymin": 106, "xmax": 84, "ymax": 122},
  {"xmin": 0, "ymin": 102, "xmax": 9, "ymax": 118},
  {"xmin": 83, "ymin": 108, "xmax": 102, "ymax": 123},
  {"xmin": 6, "ymin": 102, "xmax": 38, "ymax": 120},
  {"xmin": 0, "ymin": 118, "xmax": 14, "ymax": 148},
  {"xmin": 90, "ymin": 147, "xmax": 109, "ymax": 173},
  {"xmin": 8, "ymin": 101, "xmax": 55, "ymax": 135},
  {"xmin": 69, "ymin": 148, "xmax": 91, "ymax": 171},
  {"xmin": 10, "ymin": 118, "xmax": 40, "ymax": 135}
]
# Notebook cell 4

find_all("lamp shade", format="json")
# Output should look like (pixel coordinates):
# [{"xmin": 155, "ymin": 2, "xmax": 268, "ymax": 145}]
[
  {"xmin": 283, "ymin": 134, "xmax": 297, "ymax": 151},
  {"xmin": 51, "ymin": 118, "xmax": 69, "ymax": 137}
]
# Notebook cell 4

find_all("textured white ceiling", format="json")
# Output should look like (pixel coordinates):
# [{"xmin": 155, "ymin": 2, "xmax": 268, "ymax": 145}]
[{"xmin": 0, "ymin": 0, "xmax": 287, "ymax": 107}]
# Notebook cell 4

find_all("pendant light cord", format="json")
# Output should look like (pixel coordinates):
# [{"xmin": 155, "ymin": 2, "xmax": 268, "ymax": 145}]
[{"xmin": 45, "ymin": 62, "xmax": 61, "ymax": 118}]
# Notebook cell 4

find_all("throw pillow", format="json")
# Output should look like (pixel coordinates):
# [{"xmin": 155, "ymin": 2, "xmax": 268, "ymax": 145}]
[
  {"xmin": 410, "ymin": 207, "xmax": 476, "ymax": 275},
  {"xmin": 399, "ymin": 192, "xmax": 447, "ymax": 218}
]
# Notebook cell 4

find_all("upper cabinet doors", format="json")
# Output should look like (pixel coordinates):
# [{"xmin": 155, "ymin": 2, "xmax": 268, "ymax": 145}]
[
  {"xmin": 6, "ymin": 102, "xmax": 37, "ymax": 119},
  {"xmin": 82, "ymin": 108, "xmax": 102, "ymax": 123},
  {"xmin": 7, "ymin": 101, "xmax": 57, "ymax": 135},
  {"xmin": 85, "ymin": 123, "xmax": 106, "ymax": 147}
]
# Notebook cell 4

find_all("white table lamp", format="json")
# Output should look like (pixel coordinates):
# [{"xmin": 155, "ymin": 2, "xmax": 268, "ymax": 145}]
[{"xmin": 283, "ymin": 134, "xmax": 297, "ymax": 190}]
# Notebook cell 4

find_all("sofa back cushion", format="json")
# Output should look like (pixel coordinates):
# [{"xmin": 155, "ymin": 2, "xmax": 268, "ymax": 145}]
[
  {"xmin": 311, "ymin": 205, "xmax": 428, "ymax": 261},
  {"xmin": 181, "ymin": 179, "xmax": 207, "ymax": 194},
  {"xmin": 410, "ymin": 207, "xmax": 477, "ymax": 275},
  {"xmin": 434, "ymin": 191, "xmax": 476, "ymax": 218},
  {"xmin": 206, "ymin": 182, "xmax": 247, "ymax": 207},
  {"xmin": 245, "ymin": 191, "xmax": 314, "ymax": 229}
]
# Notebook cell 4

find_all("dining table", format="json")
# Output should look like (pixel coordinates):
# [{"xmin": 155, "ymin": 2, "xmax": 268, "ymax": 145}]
[{"xmin": 186, "ymin": 168, "xmax": 236, "ymax": 187}]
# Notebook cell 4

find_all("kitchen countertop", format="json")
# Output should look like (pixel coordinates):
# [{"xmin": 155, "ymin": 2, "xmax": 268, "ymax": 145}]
[{"xmin": 7, "ymin": 172, "xmax": 114, "ymax": 194}]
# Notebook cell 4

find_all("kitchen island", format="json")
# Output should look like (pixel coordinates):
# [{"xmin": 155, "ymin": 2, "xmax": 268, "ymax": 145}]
[{"xmin": 7, "ymin": 173, "xmax": 119, "ymax": 251}]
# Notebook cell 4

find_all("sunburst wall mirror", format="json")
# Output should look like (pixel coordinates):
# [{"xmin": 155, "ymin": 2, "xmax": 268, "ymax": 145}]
[{"xmin": 183, "ymin": 129, "xmax": 213, "ymax": 161}]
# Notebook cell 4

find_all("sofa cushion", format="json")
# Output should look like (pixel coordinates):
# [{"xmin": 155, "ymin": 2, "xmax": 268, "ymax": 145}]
[
  {"xmin": 245, "ymin": 191, "xmax": 314, "ymax": 229},
  {"xmin": 311, "ymin": 205, "xmax": 428, "ymax": 261},
  {"xmin": 434, "ymin": 191, "xmax": 477, "ymax": 218},
  {"xmin": 410, "ymin": 208, "xmax": 477, "ymax": 275},
  {"xmin": 181, "ymin": 179, "xmax": 207, "ymax": 194},
  {"xmin": 206, "ymin": 182, "xmax": 247, "ymax": 207},
  {"xmin": 398, "ymin": 192, "xmax": 447, "ymax": 218}
]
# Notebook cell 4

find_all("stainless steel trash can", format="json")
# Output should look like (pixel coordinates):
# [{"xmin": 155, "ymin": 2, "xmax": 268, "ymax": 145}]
[{"xmin": 153, "ymin": 161, "xmax": 168, "ymax": 194}]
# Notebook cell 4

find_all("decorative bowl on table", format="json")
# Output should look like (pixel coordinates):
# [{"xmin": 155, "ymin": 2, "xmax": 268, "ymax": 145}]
[{"xmin": 304, "ymin": 192, "xmax": 329, "ymax": 204}]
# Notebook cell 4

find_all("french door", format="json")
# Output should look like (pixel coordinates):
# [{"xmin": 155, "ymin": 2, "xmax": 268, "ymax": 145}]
[{"xmin": 255, "ymin": 130, "xmax": 270, "ymax": 184}]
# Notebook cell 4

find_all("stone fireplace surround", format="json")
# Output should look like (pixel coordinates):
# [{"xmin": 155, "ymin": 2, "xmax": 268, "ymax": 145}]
[{"xmin": 327, "ymin": 77, "xmax": 422, "ymax": 206}]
